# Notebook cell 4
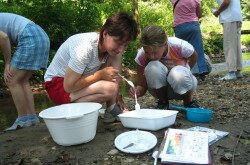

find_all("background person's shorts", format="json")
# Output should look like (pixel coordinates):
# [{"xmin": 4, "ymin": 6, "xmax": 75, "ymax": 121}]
[
  {"xmin": 44, "ymin": 77, "xmax": 71, "ymax": 105},
  {"xmin": 11, "ymin": 23, "xmax": 50, "ymax": 70}
]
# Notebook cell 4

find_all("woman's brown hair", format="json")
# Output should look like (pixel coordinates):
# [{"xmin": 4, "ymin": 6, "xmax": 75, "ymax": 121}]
[{"xmin": 99, "ymin": 12, "xmax": 139, "ymax": 43}]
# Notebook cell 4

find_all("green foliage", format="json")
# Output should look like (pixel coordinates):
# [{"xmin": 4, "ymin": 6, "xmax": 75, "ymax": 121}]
[
  {"xmin": 202, "ymin": 31, "xmax": 223, "ymax": 55},
  {"xmin": 201, "ymin": 1, "xmax": 213, "ymax": 16},
  {"xmin": 122, "ymin": 40, "xmax": 140, "ymax": 68},
  {"xmin": 139, "ymin": 1, "xmax": 174, "ymax": 35},
  {"xmin": 0, "ymin": 0, "xmax": 250, "ymax": 83},
  {"xmin": 241, "ymin": 0, "xmax": 250, "ymax": 20},
  {"xmin": 1, "ymin": 0, "xmax": 102, "ymax": 49},
  {"xmin": 243, "ymin": 52, "xmax": 250, "ymax": 60},
  {"xmin": 242, "ymin": 66, "xmax": 250, "ymax": 73},
  {"xmin": 200, "ymin": 16, "xmax": 223, "ymax": 55},
  {"xmin": 241, "ymin": 21, "xmax": 250, "ymax": 46}
]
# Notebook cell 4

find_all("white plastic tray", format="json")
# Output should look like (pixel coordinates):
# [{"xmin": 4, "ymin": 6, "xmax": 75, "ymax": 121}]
[{"xmin": 118, "ymin": 109, "xmax": 178, "ymax": 131}]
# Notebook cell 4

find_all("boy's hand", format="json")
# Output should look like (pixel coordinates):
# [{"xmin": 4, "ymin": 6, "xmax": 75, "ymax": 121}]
[{"xmin": 129, "ymin": 86, "xmax": 145, "ymax": 98}]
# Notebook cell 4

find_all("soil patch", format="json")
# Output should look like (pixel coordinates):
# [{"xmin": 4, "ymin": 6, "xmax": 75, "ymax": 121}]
[{"xmin": 0, "ymin": 74, "xmax": 250, "ymax": 165}]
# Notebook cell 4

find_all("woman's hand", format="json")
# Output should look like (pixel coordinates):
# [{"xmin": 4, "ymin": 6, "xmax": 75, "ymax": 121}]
[
  {"xmin": 100, "ymin": 66, "xmax": 119, "ymax": 82},
  {"xmin": 4, "ymin": 64, "xmax": 13, "ymax": 83}
]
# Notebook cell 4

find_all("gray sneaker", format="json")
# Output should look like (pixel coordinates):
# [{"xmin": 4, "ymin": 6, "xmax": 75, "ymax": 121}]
[
  {"xmin": 103, "ymin": 105, "xmax": 123, "ymax": 123},
  {"xmin": 219, "ymin": 72, "xmax": 237, "ymax": 81},
  {"xmin": 235, "ymin": 70, "xmax": 243, "ymax": 78}
]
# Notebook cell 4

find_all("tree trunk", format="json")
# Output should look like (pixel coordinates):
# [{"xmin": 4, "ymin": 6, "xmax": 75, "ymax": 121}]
[{"xmin": 132, "ymin": 0, "xmax": 141, "ymax": 34}]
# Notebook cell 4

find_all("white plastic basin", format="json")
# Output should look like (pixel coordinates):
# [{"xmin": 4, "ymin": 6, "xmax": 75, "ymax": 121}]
[
  {"xmin": 39, "ymin": 102, "xmax": 102, "ymax": 146},
  {"xmin": 118, "ymin": 109, "xmax": 178, "ymax": 131}
]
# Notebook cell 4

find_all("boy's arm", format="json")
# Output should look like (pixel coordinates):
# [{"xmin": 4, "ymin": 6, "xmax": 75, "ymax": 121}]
[
  {"xmin": 213, "ymin": 0, "xmax": 231, "ymax": 17},
  {"xmin": 136, "ymin": 64, "xmax": 148, "ymax": 97},
  {"xmin": 187, "ymin": 50, "xmax": 197, "ymax": 69}
]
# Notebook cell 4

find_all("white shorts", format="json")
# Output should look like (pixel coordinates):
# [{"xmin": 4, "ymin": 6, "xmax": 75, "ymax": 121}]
[{"xmin": 144, "ymin": 61, "xmax": 197, "ymax": 99}]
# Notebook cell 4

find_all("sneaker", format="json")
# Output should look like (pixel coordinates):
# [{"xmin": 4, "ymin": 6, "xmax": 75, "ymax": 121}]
[
  {"xmin": 219, "ymin": 72, "xmax": 237, "ymax": 81},
  {"xmin": 4, "ymin": 116, "xmax": 32, "ymax": 131},
  {"xmin": 155, "ymin": 100, "xmax": 169, "ymax": 109},
  {"xmin": 195, "ymin": 72, "xmax": 208, "ymax": 81},
  {"xmin": 103, "ymin": 105, "xmax": 124, "ymax": 123},
  {"xmin": 235, "ymin": 70, "xmax": 243, "ymax": 78},
  {"xmin": 29, "ymin": 115, "xmax": 40, "ymax": 125},
  {"xmin": 184, "ymin": 100, "xmax": 200, "ymax": 108},
  {"xmin": 198, "ymin": 74, "xmax": 206, "ymax": 81}
]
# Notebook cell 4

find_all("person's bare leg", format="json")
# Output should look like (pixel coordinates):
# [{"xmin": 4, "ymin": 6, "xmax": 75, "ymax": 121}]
[
  {"xmin": 182, "ymin": 91, "xmax": 193, "ymax": 104},
  {"xmin": 5, "ymin": 67, "xmax": 34, "ymax": 117},
  {"xmin": 182, "ymin": 90, "xmax": 200, "ymax": 108},
  {"xmin": 22, "ymin": 72, "xmax": 36, "ymax": 115},
  {"xmin": 70, "ymin": 80, "xmax": 118, "ymax": 106},
  {"xmin": 4, "ymin": 67, "xmax": 35, "ymax": 131},
  {"xmin": 150, "ymin": 86, "xmax": 169, "ymax": 102}
]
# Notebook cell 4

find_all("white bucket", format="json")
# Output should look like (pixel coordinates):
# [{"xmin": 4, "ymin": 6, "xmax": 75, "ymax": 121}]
[{"xmin": 39, "ymin": 102, "xmax": 102, "ymax": 146}]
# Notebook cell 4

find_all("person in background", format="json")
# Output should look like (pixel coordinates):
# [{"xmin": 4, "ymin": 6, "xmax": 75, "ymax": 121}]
[
  {"xmin": 172, "ymin": 0, "xmax": 209, "ymax": 80},
  {"xmin": 44, "ymin": 12, "xmax": 139, "ymax": 123},
  {"xmin": 129, "ymin": 25, "xmax": 200, "ymax": 109},
  {"xmin": 0, "ymin": 13, "xmax": 50, "ymax": 131},
  {"xmin": 213, "ymin": 0, "xmax": 243, "ymax": 80}
]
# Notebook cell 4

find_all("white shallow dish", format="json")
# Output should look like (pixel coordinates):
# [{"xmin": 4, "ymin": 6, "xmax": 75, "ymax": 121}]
[
  {"xmin": 115, "ymin": 130, "xmax": 157, "ymax": 154},
  {"xmin": 118, "ymin": 109, "xmax": 178, "ymax": 131}
]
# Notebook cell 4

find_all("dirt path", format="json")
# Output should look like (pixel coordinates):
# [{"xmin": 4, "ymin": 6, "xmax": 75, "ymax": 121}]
[{"xmin": 0, "ymin": 74, "xmax": 250, "ymax": 165}]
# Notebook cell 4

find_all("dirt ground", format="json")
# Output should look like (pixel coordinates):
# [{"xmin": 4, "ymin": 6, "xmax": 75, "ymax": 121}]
[{"xmin": 0, "ymin": 74, "xmax": 250, "ymax": 165}]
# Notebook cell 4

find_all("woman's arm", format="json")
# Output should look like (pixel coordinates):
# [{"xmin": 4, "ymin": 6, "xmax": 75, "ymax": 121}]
[
  {"xmin": 196, "ymin": 3, "xmax": 202, "ymax": 19},
  {"xmin": 135, "ymin": 64, "xmax": 148, "ymax": 97}
]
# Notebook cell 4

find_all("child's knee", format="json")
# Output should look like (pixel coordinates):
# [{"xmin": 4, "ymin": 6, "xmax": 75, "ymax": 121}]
[{"xmin": 167, "ymin": 66, "xmax": 197, "ymax": 95}]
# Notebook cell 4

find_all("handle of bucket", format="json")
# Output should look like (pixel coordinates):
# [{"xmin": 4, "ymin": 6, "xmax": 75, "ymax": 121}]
[
  {"xmin": 169, "ymin": 105, "xmax": 188, "ymax": 111},
  {"xmin": 65, "ymin": 114, "xmax": 84, "ymax": 120}
]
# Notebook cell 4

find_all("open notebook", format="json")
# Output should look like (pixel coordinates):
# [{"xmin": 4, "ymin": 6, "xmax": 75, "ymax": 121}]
[{"xmin": 159, "ymin": 128, "xmax": 212, "ymax": 165}]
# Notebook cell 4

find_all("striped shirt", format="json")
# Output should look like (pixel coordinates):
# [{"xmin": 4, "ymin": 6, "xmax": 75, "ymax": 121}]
[
  {"xmin": 44, "ymin": 32, "xmax": 107, "ymax": 81},
  {"xmin": 135, "ymin": 37, "xmax": 194, "ymax": 69}
]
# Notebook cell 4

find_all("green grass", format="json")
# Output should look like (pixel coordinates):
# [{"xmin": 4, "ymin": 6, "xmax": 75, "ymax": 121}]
[
  {"xmin": 243, "ymin": 52, "xmax": 250, "ymax": 60},
  {"xmin": 241, "ymin": 21, "xmax": 250, "ymax": 46},
  {"xmin": 214, "ymin": 67, "xmax": 250, "ymax": 76},
  {"xmin": 242, "ymin": 66, "xmax": 250, "ymax": 73}
]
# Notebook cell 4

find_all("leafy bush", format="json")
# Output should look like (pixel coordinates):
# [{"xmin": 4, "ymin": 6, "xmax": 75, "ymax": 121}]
[
  {"xmin": 122, "ymin": 40, "xmax": 140, "ymax": 68},
  {"xmin": 203, "ymin": 31, "xmax": 223, "ymax": 55},
  {"xmin": 0, "ymin": 0, "xmax": 249, "ymax": 83},
  {"xmin": 242, "ymin": 0, "xmax": 250, "ymax": 20}
]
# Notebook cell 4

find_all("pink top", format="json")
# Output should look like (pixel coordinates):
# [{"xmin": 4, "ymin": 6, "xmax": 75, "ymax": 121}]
[{"xmin": 172, "ymin": 0, "xmax": 200, "ymax": 27}]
